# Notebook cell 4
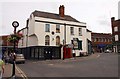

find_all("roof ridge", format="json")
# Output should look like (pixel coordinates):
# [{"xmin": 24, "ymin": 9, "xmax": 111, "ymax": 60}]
[
  {"xmin": 34, "ymin": 10, "xmax": 70, "ymax": 16},
  {"xmin": 32, "ymin": 10, "xmax": 83, "ymax": 23}
]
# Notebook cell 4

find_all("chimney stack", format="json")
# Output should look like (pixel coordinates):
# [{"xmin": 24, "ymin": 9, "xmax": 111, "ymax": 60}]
[
  {"xmin": 59, "ymin": 5, "xmax": 64, "ymax": 17},
  {"xmin": 111, "ymin": 17, "xmax": 115, "ymax": 22}
]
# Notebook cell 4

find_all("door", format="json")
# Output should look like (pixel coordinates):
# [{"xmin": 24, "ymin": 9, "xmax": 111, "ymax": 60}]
[
  {"xmin": 44, "ymin": 47, "xmax": 52, "ymax": 60},
  {"xmin": 63, "ymin": 47, "xmax": 72, "ymax": 59}
]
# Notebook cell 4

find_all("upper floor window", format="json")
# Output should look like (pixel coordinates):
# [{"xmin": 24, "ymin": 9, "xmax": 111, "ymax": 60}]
[
  {"xmin": 104, "ymin": 38, "xmax": 106, "ymax": 42},
  {"xmin": 91, "ymin": 38, "xmax": 94, "ymax": 42},
  {"xmin": 102, "ymin": 38, "xmax": 104, "ymax": 42},
  {"xmin": 45, "ymin": 24, "xmax": 50, "ymax": 32},
  {"xmin": 114, "ymin": 27, "xmax": 118, "ymax": 32},
  {"xmin": 110, "ymin": 39, "xmax": 112, "ymax": 42},
  {"xmin": 70, "ymin": 27, "xmax": 74, "ymax": 35},
  {"xmin": 78, "ymin": 28, "xmax": 82, "ymax": 36},
  {"xmin": 96, "ymin": 38, "xmax": 98, "ymax": 42},
  {"xmin": 94, "ymin": 38, "xmax": 96, "ymax": 42},
  {"xmin": 45, "ymin": 35, "xmax": 50, "ymax": 45},
  {"xmin": 98, "ymin": 38, "xmax": 100, "ymax": 42},
  {"xmin": 99, "ymin": 38, "xmax": 102, "ymax": 42},
  {"xmin": 56, "ymin": 24, "xmax": 60, "ymax": 33},
  {"xmin": 115, "ymin": 35, "xmax": 118, "ymax": 41}
]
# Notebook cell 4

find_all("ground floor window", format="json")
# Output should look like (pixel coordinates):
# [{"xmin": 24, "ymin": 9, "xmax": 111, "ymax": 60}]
[
  {"xmin": 56, "ymin": 36, "xmax": 60, "ymax": 46},
  {"xmin": 45, "ymin": 35, "xmax": 50, "ymax": 45}
]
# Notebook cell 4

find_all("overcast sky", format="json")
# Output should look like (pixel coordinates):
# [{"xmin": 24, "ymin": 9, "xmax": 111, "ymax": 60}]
[{"xmin": 0, "ymin": 0, "xmax": 119, "ymax": 35}]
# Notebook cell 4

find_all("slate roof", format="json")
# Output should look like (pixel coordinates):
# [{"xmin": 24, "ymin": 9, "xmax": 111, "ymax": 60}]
[
  {"xmin": 32, "ymin": 10, "xmax": 83, "ymax": 23},
  {"xmin": 91, "ymin": 32, "xmax": 112, "ymax": 38}
]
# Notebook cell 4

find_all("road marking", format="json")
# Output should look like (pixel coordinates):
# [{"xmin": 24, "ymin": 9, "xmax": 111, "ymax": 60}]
[
  {"xmin": 97, "ymin": 54, "xmax": 100, "ymax": 58},
  {"xmin": 49, "ymin": 64, "xmax": 54, "ymax": 65},
  {"xmin": 16, "ymin": 65, "xmax": 28, "ymax": 79}
]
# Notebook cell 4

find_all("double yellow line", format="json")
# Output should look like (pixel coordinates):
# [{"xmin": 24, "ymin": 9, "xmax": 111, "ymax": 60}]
[{"xmin": 16, "ymin": 65, "xmax": 28, "ymax": 79}]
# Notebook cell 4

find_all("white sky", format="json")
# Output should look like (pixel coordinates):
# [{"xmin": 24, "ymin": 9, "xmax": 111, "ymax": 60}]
[{"xmin": 0, "ymin": 0, "xmax": 119, "ymax": 35}]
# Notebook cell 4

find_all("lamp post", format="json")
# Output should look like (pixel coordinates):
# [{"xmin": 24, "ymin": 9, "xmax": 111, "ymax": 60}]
[{"xmin": 12, "ymin": 21, "xmax": 19, "ymax": 77}]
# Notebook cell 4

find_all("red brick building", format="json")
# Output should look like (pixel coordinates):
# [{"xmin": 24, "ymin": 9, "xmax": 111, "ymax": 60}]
[
  {"xmin": 91, "ymin": 33, "xmax": 112, "ymax": 53},
  {"xmin": 111, "ymin": 17, "xmax": 120, "ymax": 53},
  {"xmin": 0, "ymin": 35, "xmax": 12, "ymax": 56},
  {"xmin": 0, "ymin": 33, "xmax": 22, "ymax": 53},
  {"xmin": 0, "ymin": 35, "xmax": 12, "ymax": 47}
]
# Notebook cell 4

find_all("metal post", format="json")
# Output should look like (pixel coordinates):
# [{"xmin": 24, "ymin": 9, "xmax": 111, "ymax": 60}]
[
  {"xmin": 12, "ymin": 28, "xmax": 16, "ymax": 77},
  {"xmin": 12, "ymin": 21, "xmax": 19, "ymax": 78}
]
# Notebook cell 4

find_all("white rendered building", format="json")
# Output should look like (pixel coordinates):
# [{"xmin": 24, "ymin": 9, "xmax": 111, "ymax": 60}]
[{"xmin": 18, "ymin": 5, "xmax": 91, "ymax": 59}]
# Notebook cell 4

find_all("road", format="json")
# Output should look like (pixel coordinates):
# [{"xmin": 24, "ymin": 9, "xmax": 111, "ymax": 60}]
[{"xmin": 17, "ymin": 53, "xmax": 118, "ymax": 77}]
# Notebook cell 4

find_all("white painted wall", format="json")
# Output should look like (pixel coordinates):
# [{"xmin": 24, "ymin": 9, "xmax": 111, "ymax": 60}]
[
  {"xmin": 18, "ymin": 28, "xmax": 28, "ymax": 48},
  {"xmin": 35, "ymin": 22, "xmax": 65, "ymax": 46},
  {"xmin": 28, "ymin": 35, "xmax": 38, "ymax": 46},
  {"xmin": 28, "ymin": 14, "xmax": 35, "ymax": 36}
]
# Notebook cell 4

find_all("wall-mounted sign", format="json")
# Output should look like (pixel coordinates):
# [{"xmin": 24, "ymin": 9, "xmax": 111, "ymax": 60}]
[{"xmin": 73, "ymin": 38, "xmax": 78, "ymax": 49}]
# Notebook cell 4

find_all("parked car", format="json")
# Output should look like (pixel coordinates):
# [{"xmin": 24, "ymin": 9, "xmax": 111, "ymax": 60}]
[
  {"xmin": 15, "ymin": 54, "xmax": 25, "ymax": 64},
  {"xmin": 104, "ymin": 49, "xmax": 112, "ymax": 53},
  {"xmin": 118, "ymin": 50, "xmax": 120, "ymax": 53}
]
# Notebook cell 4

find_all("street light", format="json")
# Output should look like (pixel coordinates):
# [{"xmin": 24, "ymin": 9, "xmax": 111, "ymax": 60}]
[{"xmin": 12, "ymin": 21, "xmax": 19, "ymax": 77}]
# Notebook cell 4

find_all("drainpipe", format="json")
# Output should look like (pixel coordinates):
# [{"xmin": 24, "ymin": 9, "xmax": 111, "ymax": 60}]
[
  {"xmin": 64, "ymin": 23, "xmax": 66, "ymax": 45},
  {"xmin": 63, "ymin": 23, "xmax": 66, "ymax": 60},
  {"xmin": 26, "ymin": 26, "xmax": 28, "ymax": 47}
]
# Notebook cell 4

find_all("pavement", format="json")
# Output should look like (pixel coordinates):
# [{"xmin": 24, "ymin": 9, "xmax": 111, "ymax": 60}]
[
  {"xmin": 2, "ymin": 53, "xmax": 100, "ymax": 79},
  {"xmin": 3, "ymin": 63, "xmax": 26, "ymax": 79}
]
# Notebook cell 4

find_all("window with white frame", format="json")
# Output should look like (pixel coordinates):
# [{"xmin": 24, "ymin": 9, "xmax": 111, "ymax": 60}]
[
  {"xmin": 115, "ymin": 35, "xmax": 118, "ymax": 41},
  {"xmin": 45, "ymin": 35, "xmax": 50, "ymax": 45},
  {"xmin": 56, "ymin": 24, "xmax": 60, "ymax": 33},
  {"xmin": 101, "ymin": 38, "xmax": 103, "ymax": 42},
  {"xmin": 104, "ymin": 38, "xmax": 106, "ymax": 42},
  {"xmin": 78, "ymin": 28, "xmax": 82, "ymax": 36},
  {"xmin": 70, "ymin": 27, "xmax": 74, "ymax": 35},
  {"xmin": 94, "ymin": 38, "xmax": 96, "ymax": 42},
  {"xmin": 114, "ymin": 27, "xmax": 118, "ymax": 32},
  {"xmin": 45, "ymin": 24, "xmax": 50, "ymax": 32}
]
